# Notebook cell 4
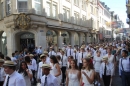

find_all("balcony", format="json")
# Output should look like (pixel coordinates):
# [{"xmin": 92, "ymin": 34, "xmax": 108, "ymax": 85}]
[{"xmin": 18, "ymin": 8, "xmax": 28, "ymax": 13}]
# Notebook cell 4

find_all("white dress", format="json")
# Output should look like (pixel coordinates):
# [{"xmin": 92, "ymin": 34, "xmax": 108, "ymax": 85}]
[
  {"xmin": 50, "ymin": 63, "xmax": 62, "ymax": 85},
  {"xmin": 68, "ymin": 72, "xmax": 80, "ymax": 86},
  {"xmin": 93, "ymin": 56, "xmax": 102, "ymax": 73},
  {"xmin": 105, "ymin": 54, "xmax": 114, "ymax": 63},
  {"xmin": 20, "ymin": 69, "xmax": 32, "ymax": 86},
  {"xmin": 82, "ymin": 69, "xmax": 94, "ymax": 86}
]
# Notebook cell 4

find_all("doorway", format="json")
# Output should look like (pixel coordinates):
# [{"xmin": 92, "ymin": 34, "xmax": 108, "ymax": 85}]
[{"xmin": 20, "ymin": 33, "xmax": 35, "ymax": 52}]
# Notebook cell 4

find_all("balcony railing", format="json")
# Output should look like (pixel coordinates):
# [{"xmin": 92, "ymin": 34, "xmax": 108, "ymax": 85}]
[{"xmin": 18, "ymin": 8, "xmax": 28, "ymax": 13}]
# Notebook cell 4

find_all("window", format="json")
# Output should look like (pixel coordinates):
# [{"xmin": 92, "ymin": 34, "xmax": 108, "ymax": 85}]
[
  {"xmin": 46, "ymin": 2, "xmax": 51, "ymax": 16},
  {"xmin": 6, "ymin": 0, "xmax": 11, "ymax": 15},
  {"xmin": 46, "ymin": 1, "xmax": 57, "ymax": 19},
  {"xmin": 18, "ymin": 0, "xmax": 28, "ymax": 13},
  {"xmin": 34, "ymin": 0, "xmax": 41, "ymax": 14},
  {"xmin": 52, "ymin": 4, "xmax": 57, "ymax": 18},
  {"xmin": 74, "ymin": 0, "xmax": 79, "ymax": 6},
  {"xmin": 63, "ymin": 7, "xmax": 70, "ymax": 22},
  {"xmin": 82, "ymin": 0, "xmax": 86, "ymax": 10},
  {"xmin": 74, "ymin": 12, "xmax": 79, "ymax": 24},
  {"xmin": 90, "ymin": 5, "xmax": 93, "ymax": 14}
]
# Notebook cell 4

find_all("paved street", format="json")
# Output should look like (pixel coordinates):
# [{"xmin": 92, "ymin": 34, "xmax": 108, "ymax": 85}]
[{"xmin": 111, "ymin": 67, "xmax": 122, "ymax": 86}]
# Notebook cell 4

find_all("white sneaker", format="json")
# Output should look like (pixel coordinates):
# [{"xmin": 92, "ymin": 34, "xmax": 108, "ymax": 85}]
[
  {"xmin": 95, "ymin": 81, "xmax": 98, "ymax": 85},
  {"xmin": 98, "ymin": 83, "xmax": 101, "ymax": 86}
]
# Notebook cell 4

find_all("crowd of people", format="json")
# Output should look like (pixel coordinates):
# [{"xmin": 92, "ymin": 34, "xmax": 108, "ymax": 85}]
[{"xmin": 0, "ymin": 40, "xmax": 130, "ymax": 86}]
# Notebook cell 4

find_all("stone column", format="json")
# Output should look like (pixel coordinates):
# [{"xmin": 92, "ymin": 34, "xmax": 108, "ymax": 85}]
[
  {"xmin": 6, "ymin": 28, "xmax": 15, "ymax": 56},
  {"xmin": 79, "ymin": 33, "xmax": 83, "ymax": 46},
  {"xmin": 57, "ymin": 31, "xmax": 63, "ymax": 48},
  {"xmin": 36, "ymin": 27, "xmax": 47, "ymax": 51},
  {"xmin": 70, "ymin": 31, "xmax": 75, "ymax": 47}
]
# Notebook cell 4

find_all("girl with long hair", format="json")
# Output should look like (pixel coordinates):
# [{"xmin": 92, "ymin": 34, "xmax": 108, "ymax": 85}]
[
  {"xmin": 18, "ymin": 61, "xmax": 33, "ymax": 86},
  {"xmin": 50, "ymin": 55, "xmax": 62, "ymax": 85},
  {"xmin": 66, "ymin": 60, "xmax": 80, "ymax": 86},
  {"xmin": 81, "ymin": 58, "xmax": 95, "ymax": 86}
]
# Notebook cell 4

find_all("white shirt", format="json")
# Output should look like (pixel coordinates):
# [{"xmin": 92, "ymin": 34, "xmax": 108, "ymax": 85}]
[
  {"xmin": 41, "ymin": 74, "xmax": 59, "ymax": 86},
  {"xmin": 11, "ymin": 57, "xmax": 17, "ymax": 64},
  {"xmin": 73, "ymin": 52, "xmax": 78, "ymax": 60},
  {"xmin": 0, "ymin": 67, "xmax": 6, "ymax": 81},
  {"xmin": 3, "ymin": 71, "xmax": 26, "ymax": 86},
  {"xmin": 67, "ymin": 48, "xmax": 74, "ymax": 57},
  {"xmin": 46, "ymin": 57, "xmax": 50, "ymax": 64},
  {"xmin": 100, "ymin": 62, "xmax": 114, "ymax": 78},
  {"xmin": 60, "ymin": 55, "xmax": 68, "ymax": 67},
  {"xmin": 119, "ymin": 57, "xmax": 130, "ymax": 75},
  {"xmin": 37, "ymin": 62, "xmax": 46, "ymax": 79},
  {"xmin": 49, "ymin": 51, "xmax": 56, "ymax": 56},
  {"xmin": 38, "ymin": 48, "xmax": 43, "ymax": 54},
  {"xmin": 31, "ymin": 58, "xmax": 37, "ymax": 71},
  {"xmin": 78, "ymin": 52, "xmax": 87, "ymax": 63}
]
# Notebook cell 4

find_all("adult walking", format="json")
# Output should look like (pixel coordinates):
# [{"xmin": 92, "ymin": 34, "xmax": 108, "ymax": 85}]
[
  {"xmin": 119, "ymin": 50, "xmax": 130, "ymax": 86},
  {"xmin": 3, "ymin": 61, "xmax": 26, "ymax": 86},
  {"xmin": 41, "ymin": 64, "xmax": 59, "ymax": 86}
]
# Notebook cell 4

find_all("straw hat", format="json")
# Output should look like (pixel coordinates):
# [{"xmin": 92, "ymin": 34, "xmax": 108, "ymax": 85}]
[
  {"xmin": 102, "ymin": 56, "xmax": 108, "ymax": 61},
  {"xmin": 50, "ymin": 47, "xmax": 52, "ymax": 49},
  {"xmin": 86, "ymin": 54, "xmax": 92, "ymax": 58},
  {"xmin": 0, "ymin": 59, "xmax": 4, "ymax": 63},
  {"xmin": 3, "ymin": 61, "xmax": 16, "ymax": 66},
  {"xmin": 43, "ymin": 51, "xmax": 48, "ymax": 54},
  {"xmin": 96, "ymin": 46, "xmax": 99, "ymax": 48},
  {"xmin": 40, "ymin": 54, "xmax": 46, "ymax": 58},
  {"xmin": 29, "ymin": 54, "xmax": 34, "ymax": 57},
  {"xmin": 42, "ymin": 64, "xmax": 51, "ymax": 69}
]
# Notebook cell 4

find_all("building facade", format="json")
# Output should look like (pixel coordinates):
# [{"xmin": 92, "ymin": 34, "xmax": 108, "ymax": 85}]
[
  {"xmin": 0, "ymin": 0, "xmax": 100, "ymax": 56},
  {"xmin": 98, "ymin": 1, "xmax": 112, "ymax": 42}
]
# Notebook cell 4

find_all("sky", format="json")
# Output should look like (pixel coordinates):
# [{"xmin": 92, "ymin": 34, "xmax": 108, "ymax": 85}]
[{"xmin": 100, "ymin": 0, "xmax": 128, "ymax": 28}]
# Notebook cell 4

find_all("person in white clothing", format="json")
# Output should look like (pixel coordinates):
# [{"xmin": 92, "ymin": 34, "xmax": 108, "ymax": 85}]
[
  {"xmin": 78, "ymin": 47, "xmax": 87, "ymax": 70},
  {"xmin": 3, "ymin": 61, "xmax": 26, "ymax": 86},
  {"xmin": 50, "ymin": 55, "xmax": 62, "ymax": 85},
  {"xmin": 73, "ymin": 49, "xmax": 78, "ymax": 64},
  {"xmin": 43, "ymin": 51, "xmax": 50, "ymax": 64},
  {"xmin": 30, "ymin": 54, "xmax": 37, "ymax": 85},
  {"xmin": 18, "ymin": 61, "xmax": 33, "ymax": 86},
  {"xmin": 119, "ymin": 50, "xmax": 130, "ymax": 86},
  {"xmin": 67, "ymin": 45, "xmax": 74, "ymax": 57},
  {"xmin": 100, "ymin": 56, "xmax": 114, "ymax": 86},
  {"xmin": 60, "ymin": 50, "xmax": 68, "ymax": 84},
  {"xmin": 66, "ymin": 60, "xmax": 80, "ymax": 86},
  {"xmin": 81, "ymin": 57, "xmax": 95, "ymax": 86},
  {"xmin": 37, "ymin": 46, "xmax": 43, "ymax": 55},
  {"xmin": 41, "ymin": 64, "xmax": 59, "ymax": 86},
  {"xmin": 37, "ymin": 54, "xmax": 47, "ymax": 82},
  {"xmin": 0, "ymin": 59, "xmax": 6, "ymax": 86},
  {"xmin": 49, "ymin": 47, "xmax": 56, "ymax": 57},
  {"xmin": 93, "ymin": 50, "xmax": 102, "ymax": 86}
]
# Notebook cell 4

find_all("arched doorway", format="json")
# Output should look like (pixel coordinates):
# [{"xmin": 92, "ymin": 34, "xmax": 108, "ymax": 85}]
[
  {"xmin": 0, "ymin": 32, "xmax": 7, "ymax": 55},
  {"xmin": 61, "ymin": 31, "xmax": 70, "ymax": 45},
  {"xmin": 74, "ymin": 33, "xmax": 79, "ymax": 46},
  {"xmin": 46, "ymin": 30, "xmax": 57, "ymax": 48},
  {"xmin": 20, "ymin": 33, "xmax": 35, "ymax": 52},
  {"xmin": 15, "ymin": 32, "xmax": 35, "ymax": 52}
]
